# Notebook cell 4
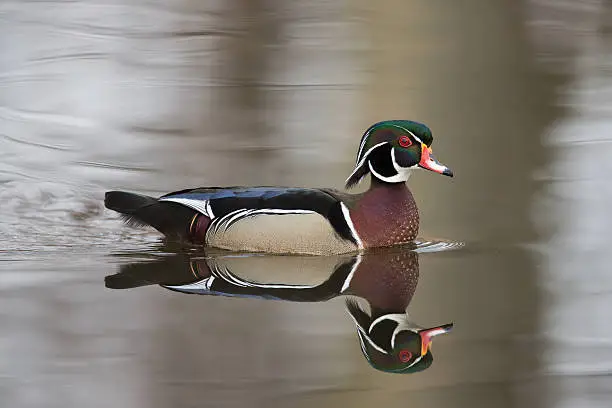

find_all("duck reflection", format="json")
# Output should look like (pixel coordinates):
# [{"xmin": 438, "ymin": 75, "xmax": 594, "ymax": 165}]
[{"xmin": 105, "ymin": 249, "xmax": 452, "ymax": 373}]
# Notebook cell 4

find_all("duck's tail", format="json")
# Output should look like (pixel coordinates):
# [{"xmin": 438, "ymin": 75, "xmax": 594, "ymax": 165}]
[{"xmin": 105, "ymin": 191, "xmax": 198, "ymax": 239}]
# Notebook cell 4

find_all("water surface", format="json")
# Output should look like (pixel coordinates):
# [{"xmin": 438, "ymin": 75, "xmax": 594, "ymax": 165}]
[{"xmin": 2, "ymin": 1, "xmax": 612, "ymax": 407}]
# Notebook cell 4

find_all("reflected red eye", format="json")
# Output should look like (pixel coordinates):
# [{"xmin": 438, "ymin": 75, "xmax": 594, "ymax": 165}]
[
  {"xmin": 398, "ymin": 349, "xmax": 412, "ymax": 362},
  {"xmin": 398, "ymin": 135, "xmax": 412, "ymax": 148}
]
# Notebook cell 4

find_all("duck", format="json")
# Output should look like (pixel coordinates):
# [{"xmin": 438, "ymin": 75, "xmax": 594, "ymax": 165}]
[
  {"xmin": 105, "ymin": 248, "xmax": 453, "ymax": 374},
  {"xmin": 104, "ymin": 120, "xmax": 452, "ymax": 255}
]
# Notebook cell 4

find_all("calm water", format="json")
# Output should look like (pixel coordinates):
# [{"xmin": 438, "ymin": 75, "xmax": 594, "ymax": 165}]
[{"xmin": 2, "ymin": 1, "xmax": 612, "ymax": 407}]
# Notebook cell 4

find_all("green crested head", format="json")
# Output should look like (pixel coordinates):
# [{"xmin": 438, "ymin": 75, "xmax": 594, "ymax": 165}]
[
  {"xmin": 346, "ymin": 120, "xmax": 452, "ymax": 188},
  {"xmin": 361, "ymin": 120, "xmax": 434, "ymax": 150}
]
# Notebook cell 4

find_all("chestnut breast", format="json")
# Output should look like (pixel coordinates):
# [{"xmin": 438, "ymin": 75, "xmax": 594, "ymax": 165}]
[{"xmin": 350, "ymin": 184, "xmax": 419, "ymax": 248}]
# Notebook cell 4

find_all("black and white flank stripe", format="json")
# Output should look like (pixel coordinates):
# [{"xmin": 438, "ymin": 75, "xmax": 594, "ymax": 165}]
[
  {"xmin": 163, "ymin": 253, "xmax": 362, "ymax": 300},
  {"xmin": 158, "ymin": 186, "xmax": 362, "ymax": 248}
]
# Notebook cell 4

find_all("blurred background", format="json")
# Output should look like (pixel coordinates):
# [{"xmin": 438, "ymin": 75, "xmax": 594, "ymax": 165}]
[{"xmin": 1, "ymin": 0, "xmax": 612, "ymax": 407}]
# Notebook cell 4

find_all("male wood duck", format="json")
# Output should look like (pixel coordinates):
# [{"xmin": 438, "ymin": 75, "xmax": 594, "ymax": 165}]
[
  {"xmin": 106, "ymin": 249, "xmax": 453, "ymax": 373},
  {"xmin": 105, "ymin": 120, "xmax": 452, "ymax": 255}
]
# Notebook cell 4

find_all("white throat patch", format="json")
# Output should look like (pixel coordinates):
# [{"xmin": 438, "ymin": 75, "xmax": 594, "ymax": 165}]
[{"xmin": 368, "ymin": 148, "xmax": 413, "ymax": 183}]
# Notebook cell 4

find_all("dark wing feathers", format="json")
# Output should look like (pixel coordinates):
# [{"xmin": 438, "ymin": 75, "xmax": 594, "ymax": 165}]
[
  {"xmin": 163, "ymin": 187, "xmax": 331, "ymax": 213},
  {"xmin": 105, "ymin": 191, "xmax": 198, "ymax": 238},
  {"xmin": 162, "ymin": 187, "xmax": 358, "ymax": 245}
]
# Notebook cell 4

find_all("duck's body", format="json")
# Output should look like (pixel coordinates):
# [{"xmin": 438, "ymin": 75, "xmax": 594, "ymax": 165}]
[
  {"xmin": 105, "ymin": 182, "xmax": 418, "ymax": 255},
  {"xmin": 105, "ymin": 120, "xmax": 452, "ymax": 254}
]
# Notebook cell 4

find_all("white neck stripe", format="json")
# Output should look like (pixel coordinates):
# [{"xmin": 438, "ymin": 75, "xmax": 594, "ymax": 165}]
[
  {"xmin": 368, "ymin": 160, "xmax": 406, "ymax": 183},
  {"xmin": 340, "ymin": 203, "xmax": 363, "ymax": 251}
]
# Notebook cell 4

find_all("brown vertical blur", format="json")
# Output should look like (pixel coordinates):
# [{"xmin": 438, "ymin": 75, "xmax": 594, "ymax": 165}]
[
  {"xmin": 329, "ymin": 1, "xmax": 565, "ymax": 407},
  {"xmin": 215, "ymin": 0, "xmax": 280, "ymax": 146}
]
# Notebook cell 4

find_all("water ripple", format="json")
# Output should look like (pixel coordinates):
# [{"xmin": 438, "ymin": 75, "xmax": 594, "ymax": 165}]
[
  {"xmin": 0, "ymin": 132, "xmax": 73, "ymax": 151},
  {"xmin": 414, "ymin": 239, "xmax": 465, "ymax": 253}
]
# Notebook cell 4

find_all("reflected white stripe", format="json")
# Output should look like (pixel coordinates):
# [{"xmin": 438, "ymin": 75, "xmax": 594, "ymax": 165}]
[
  {"xmin": 345, "ymin": 301, "xmax": 388, "ymax": 354},
  {"xmin": 340, "ymin": 252, "xmax": 362, "ymax": 292},
  {"xmin": 369, "ymin": 313, "xmax": 410, "ymax": 334},
  {"xmin": 209, "ymin": 258, "xmax": 318, "ymax": 289},
  {"xmin": 164, "ymin": 276, "xmax": 214, "ymax": 291},
  {"xmin": 349, "ymin": 318, "xmax": 388, "ymax": 355}
]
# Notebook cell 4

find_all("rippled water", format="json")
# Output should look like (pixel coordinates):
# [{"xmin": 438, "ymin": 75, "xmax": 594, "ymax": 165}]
[{"xmin": 2, "ymin": 1, "xmax": 612, "ymax": 407}]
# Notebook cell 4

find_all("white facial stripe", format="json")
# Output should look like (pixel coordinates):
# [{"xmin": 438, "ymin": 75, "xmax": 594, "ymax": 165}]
[
  {"xmin": 346, "ymin": 142, "xmax": 388, "ymax": 185},
  {"xmin": 160, "ymin": 197, "xmax": 214, "ymax": 218},
  {"xmin": 340, "ymin": 203, "xmax": 363, "ymax": 251},
  {"xmin": 356, "ymin": 137, "xmax": 368, "ymax": 164},
  {"xmin": 356, "ymin": 128, "xmax": 377, "ymax": 163},
  {"xmin": 395, "ymin": 126, "xmax": 422, "ymax": 145},
  {"xmin": 340, "ymin": 253, "xmax": 362, "ymax": 292}
]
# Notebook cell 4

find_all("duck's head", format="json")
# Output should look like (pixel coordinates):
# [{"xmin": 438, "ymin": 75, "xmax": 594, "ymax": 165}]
[
  {"xmin": 346, "ymin": 298, "xmax": 453, "ymax": 374},
  {"xmin": 346, "ymin": 120, "xmax": 453, "ymax": 188},
  {"xmin": 386, "ymin": 323, "xmax": 454, "ymax": 374}
]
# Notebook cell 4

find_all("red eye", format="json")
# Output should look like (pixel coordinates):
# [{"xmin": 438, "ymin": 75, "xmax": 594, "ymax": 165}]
[
  {"xmin": 398, "ymin": 135, "xmax": 412, "ymax": 148},
  {"xmin": 398, "ymin": 350, "xmax": 412, "ymax": 362}
]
